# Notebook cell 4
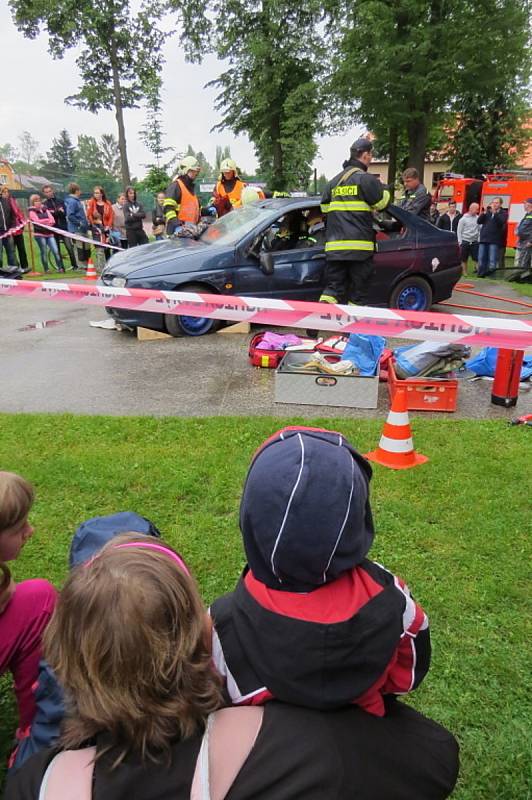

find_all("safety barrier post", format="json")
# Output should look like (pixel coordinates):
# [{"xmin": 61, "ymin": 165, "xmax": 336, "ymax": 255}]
[{"xmin": 491, "ymin": 349, "xmax": 525, "ymax": 407}]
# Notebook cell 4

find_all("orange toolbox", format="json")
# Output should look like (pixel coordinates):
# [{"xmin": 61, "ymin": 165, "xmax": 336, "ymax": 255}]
[{"xmin": 387, "ymin": 357, "xmax": 458, "ymax": 412}]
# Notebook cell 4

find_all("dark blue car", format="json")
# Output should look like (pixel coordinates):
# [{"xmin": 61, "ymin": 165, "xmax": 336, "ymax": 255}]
[{"xmin": 101, "ymin": 198, "xmax": 462, "ymax": 336}]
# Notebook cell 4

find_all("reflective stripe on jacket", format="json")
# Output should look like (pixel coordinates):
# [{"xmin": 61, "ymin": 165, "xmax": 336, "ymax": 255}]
[{"xmin": 321, "ymin": 161, "xmax": 391, "ymax": 261}]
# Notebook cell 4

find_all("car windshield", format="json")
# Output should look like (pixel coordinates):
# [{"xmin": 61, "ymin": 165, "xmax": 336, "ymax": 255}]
[{"xmin": 199, "ymin": 205, "xmax": 273, "ymax": 246}]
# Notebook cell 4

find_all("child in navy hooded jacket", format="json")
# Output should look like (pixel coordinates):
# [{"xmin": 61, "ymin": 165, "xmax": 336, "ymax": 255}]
[{"xmin": 210, "ymin": 426, "xmax": 431, "ymax": 716}]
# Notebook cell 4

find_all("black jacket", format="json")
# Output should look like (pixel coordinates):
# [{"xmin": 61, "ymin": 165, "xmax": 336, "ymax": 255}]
[
  {"xmin": 321, "ymin": 159, "xmax": 391, "ymax": 261},
  {"xmin": 477, "ymin": 208, "xmax": 508, "ymax": 246},
  {"xmin": 43, "ymin": 197, "xmax": 67, "ymax": 231},
  {"xmin": 398, "ymin": 184, "xmax": 432, "ymax": 220},
  {"xmin": 0, "ymin": 197, "xmax": 15, "ymax": 233},
  {"xmin": 437, "ymin": 212, "xmax": 462, "ymax": 234},
  {"xmin": 6, "ymin": 701, "xmax": 459, "ymax": 800},
  {"xmin": 123, "ymin": 200, "xmax": 146, "ymax": 231}
]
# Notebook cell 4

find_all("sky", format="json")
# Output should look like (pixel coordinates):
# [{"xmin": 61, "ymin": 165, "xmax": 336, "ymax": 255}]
[{"xmin": 2, "ymin": 4, "xmax": 363, "ymax": 182}]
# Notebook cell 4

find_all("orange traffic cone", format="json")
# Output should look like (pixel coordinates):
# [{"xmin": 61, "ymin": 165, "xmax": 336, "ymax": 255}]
[
  {"xmin": 85, "ymin": 258, "xmax": 97, "ymax": 281},
  {"xmin": 365, "ymin": 387, "xmax": 428, "ymax": 470}
]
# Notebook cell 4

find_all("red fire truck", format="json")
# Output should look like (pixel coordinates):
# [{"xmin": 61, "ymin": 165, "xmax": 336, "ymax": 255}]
[{"xmin": 433, "ymin": 171, "xmax": 532, "ymax": 247}]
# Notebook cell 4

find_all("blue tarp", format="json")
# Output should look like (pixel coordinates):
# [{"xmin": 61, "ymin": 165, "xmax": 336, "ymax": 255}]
[
  {"xmin": 466, "ymin": 347, "xmax": 532, "ymax": 380},
  {"xmin": 343, "ymin": 334, "xmax": 386, "ymax": 376}
]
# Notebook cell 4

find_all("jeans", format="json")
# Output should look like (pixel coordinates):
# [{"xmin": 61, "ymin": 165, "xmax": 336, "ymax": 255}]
[
  {"xmin": 54, "ymin": 232, "xmax": 76, "ymax": 268},
  {"xmin": 0, "ymin": 235, "xmax": 17, "ymax": 266},
  {"xmin": 34, "ymin": 235, "xmax": 63, "ymax": 272},
  {"xmin": 477, "ymin": 243, "xmax": 500, "ymax": 276}
]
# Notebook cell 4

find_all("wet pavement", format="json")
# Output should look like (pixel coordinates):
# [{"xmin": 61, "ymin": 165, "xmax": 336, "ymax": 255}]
[{"xmin": 0, "ymin": 279, "xmax": 530, "ymax": 419}]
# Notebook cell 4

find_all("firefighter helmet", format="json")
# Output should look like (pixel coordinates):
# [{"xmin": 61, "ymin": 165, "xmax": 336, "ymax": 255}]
[
  {"xmin": 179, "ymin": 156, "xmax": 200, "ymax": 174},
  {"xmin": 220, "ymin": 158, "xmax": 238, "ymax": 175}
]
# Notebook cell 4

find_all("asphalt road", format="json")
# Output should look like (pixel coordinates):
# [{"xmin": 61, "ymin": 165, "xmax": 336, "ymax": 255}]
[{"xmin": 0, "ymin": 279, "xmax": 530, "ymax": 419}]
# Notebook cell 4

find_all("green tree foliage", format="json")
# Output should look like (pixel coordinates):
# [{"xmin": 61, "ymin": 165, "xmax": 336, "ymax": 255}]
[
  {"xmin": 214, "ymin": 145, "xmax": 232, "ymax": 176},
  {"xmin": 42, "ymin": 129, "xmax": 76, "ymax": 179},
  {"xmin": 99, "ymin": 134, "xmax": 122, "ymax": 181},
  {"xmin": 327, "ymin": 0, "xmax": 530, "ymax": 182},
  {"xmin": 0, "ymin": 143, "xmax": 19, "ymax": 162},
  {"xmin": 138, "ymin": 165, "xmax": 171, "ymax": 194},
  {"xmin": 9, "ymin": 0, "xmax": 168, "ymax": 187},
  {"xmin": 447, "ymin": 93, "xmax": 531, "ymax": 176},
  {"xmin": 16, "ymin": 131, "xmax": 41, "ymax": 170},
  {"xmin": 171, "ymin": 0, "xmax": 325, "ymax": 191}
]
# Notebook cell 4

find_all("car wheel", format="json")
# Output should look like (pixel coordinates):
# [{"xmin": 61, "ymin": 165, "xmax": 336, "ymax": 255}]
[
  {"xmin": 389, "ymin": 277, "xmax": 433, "ymax": 311},
  {"xmin": 165, "ymin": 284, "xmax": 223, "ymax": 337}
]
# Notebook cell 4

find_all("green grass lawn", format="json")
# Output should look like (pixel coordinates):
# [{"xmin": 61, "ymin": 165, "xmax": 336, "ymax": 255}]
[{"xmin": 0, "ymin": 414, "xmax": 530, "ymax": 798}]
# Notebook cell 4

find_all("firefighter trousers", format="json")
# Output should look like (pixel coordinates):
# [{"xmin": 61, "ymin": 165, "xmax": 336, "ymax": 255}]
[{"xmin": 322, "ymin": 257, "xmax": 375, "ymax": 305}]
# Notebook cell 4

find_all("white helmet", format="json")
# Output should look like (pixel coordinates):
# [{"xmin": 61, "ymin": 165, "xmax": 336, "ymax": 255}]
[
  {"xmin": 179, "ymin": 156, "xmax": 200, "ymax": 174},
  {"xmin": 241, "ymin": 186, "xmax": 262, "ymax": 205},
  {"xmin": 220, "ymin": 158, "xmax": 238, "ymax": 174}
]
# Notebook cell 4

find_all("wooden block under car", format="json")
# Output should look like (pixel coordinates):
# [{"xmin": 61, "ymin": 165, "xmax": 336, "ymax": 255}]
[
  {"xmin": 137, "ymin": 327, "xmax": 173, "ymax": 341},
  {"xmin": 217, "ymin": 321, "xmax": 251, "ymax": 335}
]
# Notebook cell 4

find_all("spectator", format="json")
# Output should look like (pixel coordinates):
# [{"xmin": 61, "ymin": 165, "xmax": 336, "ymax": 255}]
[
  {"xmin": 123, "ymin": 186, "xmax": 149, "ymax": 247},
  {"xmin": 515, "ymin": 197, "xmax": 532, "ymax": 275},
  {"xmin": 42, "ymin": 185, "xmax": 77, "ymax": 270},
  {"xmin": 0, "ymin": 472, "xmax": 57, "ymax": 740},
  {"xmin": 87, "ymin": 187, "xmax": 114, "ymax": 263},
  {"xmin": 457, "ymin": 202, "xmax": 480, "ymax": 276},
  {"xmin": 430, "ymin": 201, "xmax": 440, "ymax": 226},
  {"xmin": 64, "ymin": 183, "xmax": 89, "ymax": 267},
  {"xmin": 7, "ymin": 532, "xmax": 458, "ymax": 799},
  {"xmin": 0, "ymin": 187, "xmax": 19, "ymax": 267},
  {"xmin": 0, "ymin": 187, "xmax": 28, "ymax": 270},
  {"xmin": 89, "ymin": 212, "xmax": 108, "ymax": 272},
  {"xmin": 112, "ymin": 192, "xmax": 128, "ymax": 249},
  {"xmin": 27, "ymin": 195, "xmax": 65, "ymax": 273},
  {"xmin": 397, "ymin": 168, "xmax": 432, "ymax": 220},
  {"xmin": 211, "ymin": 427, "xmax": 431, "ymax": 718},
  {"xmin": 437, "ymin": 200, "xmax": 462, "ymax": 234},
  {"xmin": 477, "ymin": 197, "xmax": 508, "ymax": 277},
  {"xmin": 151, "ymin": 191, "xmax": 166, "ymax": 241}
]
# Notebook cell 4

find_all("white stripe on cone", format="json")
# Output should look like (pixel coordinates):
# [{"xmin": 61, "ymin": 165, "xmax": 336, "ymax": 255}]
[
  {"xmin": 386, "ymin": 410, "xmax": 410, "ymax": 426},
  {"xmin": 378, "ymin": 435, "xmax": 414, "ymax": 453}
]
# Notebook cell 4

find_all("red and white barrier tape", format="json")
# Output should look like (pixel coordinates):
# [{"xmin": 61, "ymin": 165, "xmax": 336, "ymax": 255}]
[
  {"xmin": 0, "ymin": 220, "xmax": 121, "ymax": 249},
  {"xmin": 1, "ymin": 279, "xmax": 531, "ymax": 349}
]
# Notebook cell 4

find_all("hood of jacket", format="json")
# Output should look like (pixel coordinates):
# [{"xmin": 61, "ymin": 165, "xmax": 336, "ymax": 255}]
[{"xmin": 239, "ymin": 427, "xmax": 374, "ymax": 592}]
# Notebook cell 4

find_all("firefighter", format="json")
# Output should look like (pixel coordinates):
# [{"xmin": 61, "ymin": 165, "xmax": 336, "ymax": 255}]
[
  {"xmin": 163, "ymin": 156, "xmax": 201, "ymax": 235},
  {"xmin": 397, "ymin": 168, "xmax": 431, "ymax": 220},
  {"xmin": 213, "ymin": 159, "xmax": 246, "ymax": 217},
  {"xmin": 320, "ymin": 138, "xmax": 391, "ymax": 305}
]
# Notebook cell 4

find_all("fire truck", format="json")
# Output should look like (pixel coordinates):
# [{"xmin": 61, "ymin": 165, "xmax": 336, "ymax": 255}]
[{"xmin": 433, "ymin": 171, "xmax": 532, "ymax": 248}]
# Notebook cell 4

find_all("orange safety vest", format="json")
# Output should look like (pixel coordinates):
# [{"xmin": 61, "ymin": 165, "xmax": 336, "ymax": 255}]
[
  {"xmin": 177, "ymin": 179, "xmax": 200, "ymax": 224},
  {"xmin": 215, "ymin": 178, "xmax": 246, "ymax": 208}
]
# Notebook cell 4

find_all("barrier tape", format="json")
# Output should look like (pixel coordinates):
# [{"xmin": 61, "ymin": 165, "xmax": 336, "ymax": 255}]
[
  {"xmin": 0, "ymin": 220, "xmax": 121, "ymax": 250},
  {"xmin": 1, "ymin": 279, "xmax": 531, "ymax": 349}
]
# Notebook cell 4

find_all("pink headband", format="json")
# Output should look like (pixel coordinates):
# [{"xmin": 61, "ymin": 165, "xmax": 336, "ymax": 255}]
[{"xmin": 112, "ymin": 542, "xmax": 190, "ymax": 576}]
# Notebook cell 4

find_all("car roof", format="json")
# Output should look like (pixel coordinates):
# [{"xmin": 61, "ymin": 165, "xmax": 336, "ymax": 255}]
[{"xmin": 255, "ymin": 197, "xmax": 321, "ymax": 210}]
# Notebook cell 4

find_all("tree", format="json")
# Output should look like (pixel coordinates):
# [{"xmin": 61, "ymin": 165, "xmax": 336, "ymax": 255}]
[
  {"xmin": 172, "ymin": 0, "xmax": 325, "ymax": 191},
  {"xmin": 42, "ymin": 129, "xmax": 76, "ymax": 178},
  {"xmin": 327, "ymin": 0, "xmax": 530, "ymax": 181},
  {"xmin": 74, "ymin": 135, "xmax": 106, "ymax": 174},
  {"xmin": 138, "ymin": 165, "xmax": 171, "ymax": 194},
  {"xmin": 0, "ymin": 143, "xmax": 19, "ymax": 162},
  {"xmin": 214, "ymin": 144, "xmax": 231, "ymax": 176},
  {"xmin": 9, "ymin": 0, "xmax": 169, "ymax": 187},
  {"xmin": 17, "ymin": 131, "xmax": 41, "ymax": 169},
  {"xmin": 99, "ymin": 134, "xmax": 122, "ymax": 181},
  {"xmin": 447, "ymin": 93, "xmax": 531, "ymax": 176}
]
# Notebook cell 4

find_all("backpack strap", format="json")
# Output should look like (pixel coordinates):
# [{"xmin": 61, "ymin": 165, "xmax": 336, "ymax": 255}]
[
  {"xmin": 38, "ymin": 747, "xmax": 96, "ymax": 800},
  {"xmin": 337, "ymin": 166, "xmax": 362, "ymax": 186},
  {"xmin": 191, "ymin": 707, "xmax": 264, "ymax": 800}
]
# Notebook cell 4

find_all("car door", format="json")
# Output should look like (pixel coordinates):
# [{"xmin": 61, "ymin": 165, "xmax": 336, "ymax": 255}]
[
  {"xmin": 368, "ymin": 207, "xmax": 417, "ymax": 304},
  {"xmin": 233, "ymin": 211, "xmax": 326, "ymax": 300}
]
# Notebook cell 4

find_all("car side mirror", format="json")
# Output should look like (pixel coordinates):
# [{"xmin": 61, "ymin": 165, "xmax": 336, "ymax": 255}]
[{"xmin": 259, "ymin": 251, "xmax": 274, "ymax": 275}]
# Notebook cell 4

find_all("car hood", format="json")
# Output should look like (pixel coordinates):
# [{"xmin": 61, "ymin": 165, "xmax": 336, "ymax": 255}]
[{"xmin": 103, "ymin": 238, "xmax": 213, "ymax": 278}]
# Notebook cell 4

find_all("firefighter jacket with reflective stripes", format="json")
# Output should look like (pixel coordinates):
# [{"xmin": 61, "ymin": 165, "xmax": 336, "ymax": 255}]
[
  {"xmin": 211, "ymin": 563, "xmax": 431, "ymax": 716},
  {"xmin": 163, "ymin": 176, "xmax": 200, "ymax": 228},
  {"xmin": 516, "ymin": 212, "xmax": 532, "ymax": 245},
  {"xmin": 321, "ymin": 160, "xmax": 391, "ymax": 261}
]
